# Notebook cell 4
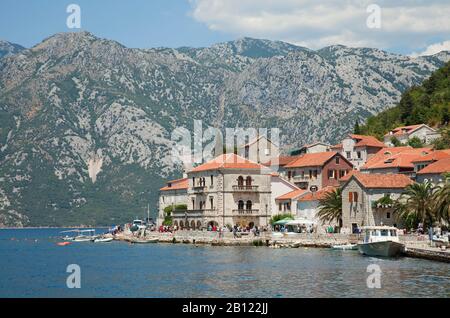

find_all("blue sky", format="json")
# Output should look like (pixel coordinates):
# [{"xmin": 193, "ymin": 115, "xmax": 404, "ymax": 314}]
[{"xmin": 0, "ymin": 0, "xmax": 449, "ymax": 56}]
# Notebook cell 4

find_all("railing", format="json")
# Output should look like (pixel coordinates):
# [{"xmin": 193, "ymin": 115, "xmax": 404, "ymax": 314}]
[
  {"xmin": 192, "ymin": 185, "xmax": 206, "ymax": 193},
  {"xmin": 232, "ymin": 185, "xmax": 259, "ymax": 192},
  {"xmin": 173, "ymin": 209, "xmax": 216, "ymax": 217},
  {"xmin": 232, "ymin": 209, "xmax": 260, "ymax": 215}
]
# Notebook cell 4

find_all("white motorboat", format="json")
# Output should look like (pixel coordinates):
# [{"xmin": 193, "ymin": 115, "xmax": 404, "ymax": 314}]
[
  {"xmin": 94, "ymin": 237, "xmax": 114, "ymax": 243},
  {"xmin": 332, "ymin": 244, "xmax": 358, "ymax": 250},
  {"xmin": 358, "ymin": 226, "xmax": 404, "ymax": 257},
  {"xmin": 61, "ymin": 229, "xmax": 98, "ymax": 242}
]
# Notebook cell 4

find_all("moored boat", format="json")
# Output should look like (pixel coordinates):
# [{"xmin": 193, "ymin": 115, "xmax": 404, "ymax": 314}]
[
  {"xmin": 94, "ymin": 237, "xmax": 114, "ymax": 243},
  {"xmin": 358, "ymin": 226, "xmax": 404, "ymax": 257},
  {"xmin": 332, "ymin": 244, "xmax": 358, "ymax": 251},
  {"xmin": 130, "ymin": 238, "xmax": 158, "ymax": 244}
]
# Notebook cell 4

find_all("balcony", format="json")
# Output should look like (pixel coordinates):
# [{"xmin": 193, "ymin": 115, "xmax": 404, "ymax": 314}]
[
  {"xmin": 232, "ymin": 185, "xmax": 259, "ymax": 192},
  {"xmin": 192, "ymin": 185, "xmax": 206, "ymax": 193},
  {"xmin": 173, "ymin": 209, "xmax": 216, "ymax": 218},
  {"xmin": 232, "ymin": 209, "xmax": 260, "ymax": 216}
]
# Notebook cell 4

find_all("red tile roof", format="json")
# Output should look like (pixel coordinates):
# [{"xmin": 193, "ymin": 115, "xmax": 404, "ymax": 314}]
[
  {"xmin": 345, "ymin": 172, "xmax": 413, "ymax": 189},
  {"xmin": 298, "ymin": 186, "xmax": 337, "ymax": 202},
  {"xmin": 412, "ymin": 150, "xmax": 450, "ymax": 163},
  {"xmin": 350, "ymin": 134, "xmax": 385, "ymax": 148},
  {"xmin": 190, "ymin": 154, "xmax": 266, "ymax": 172},
  {"xmin": 330, "ymin": 144, "xmax": 343, "ymax": 150},
  {"xmin": 417, "ymin": 157, "xmax": 450, "ymax": 175},
  {"xmin": 361, "ymin": 147, "xmax": 432, "ymax": 170},
  {"xmin": 263, "ymin": 155, "xmax": 300, "ymax": 167},
  {"xmin": 275, "ymin": 189, "xmax": 308, "ymax": 201},
  {"xmin": 384, "ymin": 124, "xmax": 425, "ymax": 137},
  {"xmin": 160, "ymin": 178, "xmax": 188, "ymax": 191},
  {"xmin": 284, "ymin": 152, "xmax": 339, "ymax": 168}
]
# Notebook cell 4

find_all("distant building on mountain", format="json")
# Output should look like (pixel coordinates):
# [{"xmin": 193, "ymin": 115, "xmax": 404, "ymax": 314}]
[{"xmin": 384, "ymin": 124, "xmax": 441, "ymax": 147}]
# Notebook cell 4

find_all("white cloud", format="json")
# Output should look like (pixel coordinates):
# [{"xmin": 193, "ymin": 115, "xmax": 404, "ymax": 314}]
[
  {"xmin": 188, "ymin": 0, "xmax": 450, "ymax": 52},
  {"xmin": 410, "ymin": 40, "xmax": 450, "ymax": 57}
]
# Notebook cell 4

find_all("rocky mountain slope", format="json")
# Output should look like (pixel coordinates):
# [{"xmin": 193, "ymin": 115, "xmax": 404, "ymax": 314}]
[
  {"xmin": 0, "ymin": 40, "xmax": 24, "ymax": 59},
  {"xmin": 0, "ymin": 32, "xmax": 449, "ymax": 227}
]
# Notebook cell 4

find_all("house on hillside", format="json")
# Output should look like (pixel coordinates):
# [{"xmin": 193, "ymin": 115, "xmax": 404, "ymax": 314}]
[
  {"xmin": 284, "ymin": 152, "xmax": 353, "ymax": 190},
  {"xmin": 341, "ymin": 172, "xmax": 413, "ymax": 233},
  {"xmin": 333, "ymin": 134, "xmax": 385, "ymax": 170},
  {"xmin": 384, "ymin": 124, "xmax": 441, "ymax": 146}
]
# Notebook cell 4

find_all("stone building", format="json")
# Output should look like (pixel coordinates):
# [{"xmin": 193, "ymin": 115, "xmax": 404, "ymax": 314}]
[
  {"xmin": 171, "ymin": 153, "xmax": 273, "ymax": 229},
  {"xmin": 341, "ymin": 172, "xmax": 413, "ymax": 233},
  {"xmin": 158, "ymin": 178, "xmax": 189, "ymax": 226},
  {"xmin": 416, "ymin": 157, "xmax": 450, "ymax": 184},
  {"xmin": 284, "ymin": 152, "xmax": 353, "ymax": 190},
  {"xmin": 333, "ymin": 134, "xmax": 385, "ymax": 170}
]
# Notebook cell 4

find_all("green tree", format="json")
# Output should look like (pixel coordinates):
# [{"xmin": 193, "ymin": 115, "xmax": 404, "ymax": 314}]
[
  {"xmin": 408, "ymin": 136, "xmax": 424, "ymax": 148},
  {"xmin": 354, "ymin": 120, "xmax": 361, "ymax": 134},
  {"xmin": 434, "ymin": 174, "xmax": 450, "ymax": 223},
  {"xmin": 391, "ymin": 136, "xmax": 402, "ymax": 147},
  {"xmin": 269, "ymin": 213, "xmax": 293, "ymax": 225},
  {"xmin": 395, "ymin": 182, "xmax": 438, "ymax": 230},
  {"xmin": 317, "ymin": 188, "xmax": 342, "ymax": 225}
]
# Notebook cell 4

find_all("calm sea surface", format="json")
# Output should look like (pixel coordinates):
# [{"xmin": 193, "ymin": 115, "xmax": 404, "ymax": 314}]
[{"xmin": 0, "ymin": 228, "xmax": 449, "ymax": 298}]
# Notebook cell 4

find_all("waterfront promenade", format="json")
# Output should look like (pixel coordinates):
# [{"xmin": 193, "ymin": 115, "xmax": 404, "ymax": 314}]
[{"xmin": 112, "ymin": 230, "xmax": 450, "ymax": 263}]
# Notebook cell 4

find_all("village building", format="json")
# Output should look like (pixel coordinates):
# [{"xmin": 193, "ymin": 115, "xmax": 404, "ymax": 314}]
[
  {"xmin": 239, "ymin": 135, "xmax": 279, "ymax": 164},
  {"xmin": 384, "ymin": 124, "xmax": 441, "ymax": 146},
  {"xmin": 333, "ymin": 134, "xmax": 385, "ymax": 170},
  {"xmin": 270, "ymin": 173, "xmax": 300, "ymax": 216},
  {"xmin": 291, "ymin": 142, "xmax": 331, "ymax": 155},
  {"xmin": 171, "ymin": 153, "xmax": 272, "ymax": 230},
  {"xmin": 284, "ymin": 152, "xmax": 353, "ymax": 190},
  {"xmin": 296, "ymin": 186, "xmax": 338, "ymax": 233},
  {"xmin": 274, "ymin": 189, "xmax": 307, "ymax": 215},
  {"xmin": 360, "ymin": 146, "xmax": 432, "ymax": 176},
  {"xmin": 158, "ymin": 178, "xmax": 189, "ymax": 226},
  {"xmin": 341, "ymin": 172, "xmax": 413, "ymax": 233},
  {"xmin": 262, "ymin": 155, "xmax": 299, "ymax": 177},
  {"xmin": 416, "ymin": 157, "xmax": 450, "ymax": 184}
]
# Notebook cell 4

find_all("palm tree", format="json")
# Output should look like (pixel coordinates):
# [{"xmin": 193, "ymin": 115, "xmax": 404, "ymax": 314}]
[
  {"xmin": 317, "ymin": 188, "xmax": 342, "ymax": 226},
  {"xmin": 434, "ymin": 173, "xmax": 450, "ymax": 223},
  {"xmin": 395, "ymin": 182, "xmax": 438, "ymax": 231}
]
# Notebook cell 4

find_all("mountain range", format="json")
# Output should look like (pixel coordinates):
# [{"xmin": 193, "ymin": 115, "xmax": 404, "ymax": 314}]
[{"xmin": 0, "ymin": 31, "xmax": 449, "ymax": 227}]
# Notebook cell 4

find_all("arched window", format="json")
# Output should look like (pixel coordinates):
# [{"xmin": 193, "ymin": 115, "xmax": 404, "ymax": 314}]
[
  {"xmin": 180, "ymin": 221, "xmax": 184, "ymax": 229},
  {"xmin": 238, "ymin": 200, "xmax": 245, "ymax": 210},
  {"xmin": 246, "ymin": 176, "xmax": 252, "ymax": 187},
  {"xmin": 246, "ymin": 200, "xmax": 252, "ymax": 210},
  {"xmin": 197, "ymin": 221, "xmax": 202, "ymax": 230},
  {"xmin": 174, "ymin": 221, "xmax": 179, "ymax": 227},
  {"xmin": 237, "ymin": 176, "xmax": 244, "ymax": 186},
  {"xmin": 191, "ymin": 220, "xmax": 196, "ymax": 229}
]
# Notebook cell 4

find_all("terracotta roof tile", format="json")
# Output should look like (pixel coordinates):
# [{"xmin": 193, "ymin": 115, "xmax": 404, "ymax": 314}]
[
  {"xmin": 284, "ymin": 152, "xmax": 339, "ymax": 168},
  {"xmin": 346, "ymin": 172, "xmax": 413, "ymax": 189},
  {"xmin": 275, "ymin": 189, "xmax": 308, "ymax": 201},
  {"xmin": 191, "ymin": 154, "xmax": 266, "ymax": 172},
  {"xmin": 417, "ymin": 157, "xmax": 450, "ymax": 175},
  {"xmin": 412, "ymin": 150, "xmax": 450, "ymax": 163},
  {"xmin": 361, "ymin": 147, "xmax": 432, "ymax": 170},
  {"xmin": 160, "ymin": 178, "xmax": 188, "ymax": 191},
  {"xmin": 384, "ymin": 124, "xmax": 425, "ymax": 137},
  {"xmin": 349, "ymin": 134, "xmax": 385, "ymax": 148},
  {"xmin": 298, "ymin": 186, "xmax": 337, "ymax": 202},
  {"xmin": 263, "ymin": 155, "xmax": 300, "ymax": 167}
]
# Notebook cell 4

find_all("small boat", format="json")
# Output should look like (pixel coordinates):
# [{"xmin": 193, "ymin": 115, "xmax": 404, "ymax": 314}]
[
  {"xmin": 358, "ymin": 226, "xmax": 404, "ymax": 257},
  {"xmin": 57, "ymin": 242, "xmax": 72, "ymax": 246},
  {"xmin": 130, "ymin": 238, "xmax": 158, "ymax": 244},
  {"xmin": 61, "ymin": 229, "xmax": 98, "ymax": 242},
  {"xmin": 332, "ymin": 244, "xmax": 358, "ymax": 250},
  {"xmin": 94, "ymin": 237, "xmax": 114, "ymax": 243}
]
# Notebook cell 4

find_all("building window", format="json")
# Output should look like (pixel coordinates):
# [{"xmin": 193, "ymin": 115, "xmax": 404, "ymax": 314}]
[
  {"xmin": 386, "ymin": 212, "xmax": 391, "ymax": 219},
  {"xmin": 357, "ymin": 151, "xmax": 362, "ymax": 159},
  {"xmin": 238, "ymin": 176, "xmax": 244, "ymax": 186},
  {"xmin": 279, "ymin": 203, "xmax": 282, "ymax": 211},
  {"xmin": 328, "ymin": 170, "xmax": 335, "ymax": 179},
  {"xmin": 346, "ymin": 151, "xmax": 351, "ymax": 159},
  {"xmin": 210, "ymin": 175, "xmax": 213, "ymax": 186},
  {"xmin": 246, "ymin": 200, "xmax": 252, "ymax": 210},
  {"xmin": 192, "ymin": 199, "xmax": 195, "ymax": 210},
  {"xmin": 288, "ymin": 171, "xmax": 292, "ymax": 179},
  {"xmin": 349, "ymin": 192, "xmax": 358, "ymax": 203},
  {"xmin": 210, "ymin": 197, "xmax": 214, "ymax": 209},
  {"xmin": 246, "ymin": 176, "xmax": 252, "ymax": 186},
  {"xmin": 238, "ymin": 200, "xmax": 244, "ymax": 210},
  {"xmin": 336, "ymin": 156, "xmax": 340, "ymax": 164}
]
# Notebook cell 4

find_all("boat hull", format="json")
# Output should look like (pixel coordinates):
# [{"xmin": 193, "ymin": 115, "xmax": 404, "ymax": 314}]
[
  {"xmin": 358, "ymin": 241, "xmax": 404, "ymax": 257},
  {"xmin": 332, "ymin": 244, "xmax": 358, "ymax": 251}
]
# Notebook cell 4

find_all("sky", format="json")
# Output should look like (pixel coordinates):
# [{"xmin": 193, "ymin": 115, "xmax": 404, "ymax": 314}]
[{"xmin": 0, "ymin": 0, "xmax": 449, "ymax": 56}]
